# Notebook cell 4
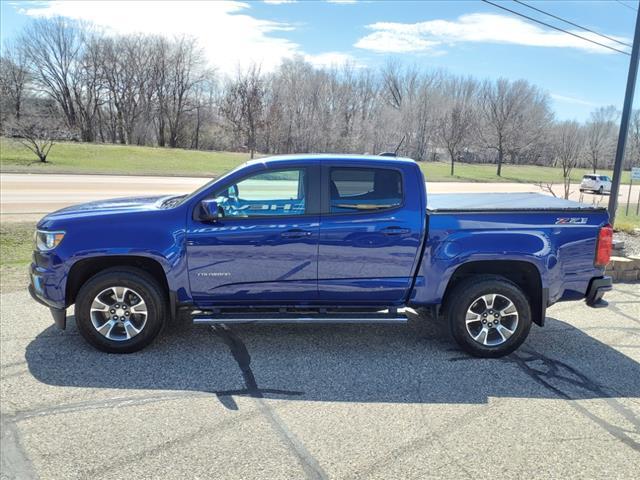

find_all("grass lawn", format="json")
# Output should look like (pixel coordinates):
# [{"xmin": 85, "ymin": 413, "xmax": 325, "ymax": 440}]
[
  {"xmin": 615, "ymin": 209, "xmax": 640, "ymax": 234},
  {"xmin": 0, "ymin": 137, "xmax": 249, "ymax": 177},
  {"xmin": 0, "ymin": 222, "xmax": 35, "ymax": 293},
  {"xmin": 0, "ymin": 137, "xmax": 633, "ymax": 184}
]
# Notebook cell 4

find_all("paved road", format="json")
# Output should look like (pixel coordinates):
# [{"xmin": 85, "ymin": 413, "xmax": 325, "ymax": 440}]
[
  {"xmin": 3, "ymin": 173, "xmax": 637, "ymax": 222},
  {"xmin": 1, "ymin": 286, "xmax": 639, "ymax": 479}
]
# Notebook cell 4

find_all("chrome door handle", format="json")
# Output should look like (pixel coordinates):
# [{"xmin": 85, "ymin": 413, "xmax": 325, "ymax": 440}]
[
  {"xmin": 381, "ymin": 227, "xmax": 411, "ymax": 236},
  {"xmin": 281, "ymin": 229, "xmax": 312, "ymax": 238}
]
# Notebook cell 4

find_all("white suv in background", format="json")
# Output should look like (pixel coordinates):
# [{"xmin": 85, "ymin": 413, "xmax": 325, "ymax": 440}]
[{"xmin": 580, "ymin": 174, "xmax": 611, "ymax": 195}]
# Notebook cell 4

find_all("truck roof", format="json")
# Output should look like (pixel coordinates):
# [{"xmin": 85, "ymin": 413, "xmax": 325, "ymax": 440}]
[
  {"xmin": 427, "ymin": 193, "xmax": 606, "ymax": 212},
  {"xmin": 245, "ymin": 154, "xmax": 417, "ymax": 167}
]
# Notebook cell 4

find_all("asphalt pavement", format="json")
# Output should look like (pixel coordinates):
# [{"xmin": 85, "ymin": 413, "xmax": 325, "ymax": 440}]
[{"xmin": 1, "ymin": 286, "xmax": 639, "ymax": 479}]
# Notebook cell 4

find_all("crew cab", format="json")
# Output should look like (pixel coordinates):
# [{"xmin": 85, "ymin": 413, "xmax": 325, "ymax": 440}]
[{"xmin": 29, "ymin": 155, "xmax": 613, "ymax": 357}]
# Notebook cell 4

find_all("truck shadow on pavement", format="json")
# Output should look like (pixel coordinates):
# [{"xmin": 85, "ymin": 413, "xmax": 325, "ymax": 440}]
[{"xmin": 25, "ymin": 314, "xmax": 640, "ymax": 411}]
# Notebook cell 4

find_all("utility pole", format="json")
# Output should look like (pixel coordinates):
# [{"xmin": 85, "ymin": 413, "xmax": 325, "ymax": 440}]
[{"xmin": 608, "ymin": 5, "xmax": 640, "ymax": 225}]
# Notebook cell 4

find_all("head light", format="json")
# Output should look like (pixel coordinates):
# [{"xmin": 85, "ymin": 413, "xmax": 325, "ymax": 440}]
[{"xmin": 35, "ymin": 230, "xmax": 65, "ymax": 251}]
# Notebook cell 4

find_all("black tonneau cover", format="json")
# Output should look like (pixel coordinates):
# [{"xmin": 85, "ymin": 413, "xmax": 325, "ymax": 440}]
[{"xmin": 427, "ymin": 192, "xmax": 606, "ymax": 212}]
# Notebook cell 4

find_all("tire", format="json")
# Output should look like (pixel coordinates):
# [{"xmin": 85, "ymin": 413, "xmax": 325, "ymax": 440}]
[
  {"xmin": 75, "ymin": 267, "xmax": 167, "ymax": 353},
  {"xmin": 598, "ymin": 186, "xmax": 604, "ymax": 195},
  {"xmin": 445, "ymin": 275, "xmax": 532, "ymax": 358}
]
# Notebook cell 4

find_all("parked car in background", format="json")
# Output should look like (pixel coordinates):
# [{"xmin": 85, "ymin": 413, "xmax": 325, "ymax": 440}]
[{"xmin": 580, "ymin": 174, "xmax": 612, "ymax": 194}]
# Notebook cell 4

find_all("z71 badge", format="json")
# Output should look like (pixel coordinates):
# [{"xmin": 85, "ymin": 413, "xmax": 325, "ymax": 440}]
[{"xmin": 556, "ymin": 217, "xmax": 588, "ymax": 224}]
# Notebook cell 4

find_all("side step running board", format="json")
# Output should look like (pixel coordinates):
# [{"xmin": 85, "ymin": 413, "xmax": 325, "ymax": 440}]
[{"xmin": 192, "ymin": 310, "xmax": 410, "ymax": 325}]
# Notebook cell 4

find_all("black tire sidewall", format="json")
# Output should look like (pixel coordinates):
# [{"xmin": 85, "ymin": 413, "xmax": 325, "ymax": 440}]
[
  {"xmin": 448, "ymin": 277, "xmax": 532, "ymax": 358},
  {"xmin": 75, "ymin": 269, "xmax": 166, "ymax": 353}
]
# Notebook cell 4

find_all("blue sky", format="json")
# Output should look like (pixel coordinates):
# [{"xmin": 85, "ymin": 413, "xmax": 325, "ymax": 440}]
[{"xmin": 1, "ymin": 0, "xmax": 638, "ymax": 120}]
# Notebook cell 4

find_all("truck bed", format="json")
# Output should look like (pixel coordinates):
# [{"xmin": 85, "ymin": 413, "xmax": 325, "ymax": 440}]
[{"xmin": 427, "ymin": 192, "xmax": 606, "ymax": 212}]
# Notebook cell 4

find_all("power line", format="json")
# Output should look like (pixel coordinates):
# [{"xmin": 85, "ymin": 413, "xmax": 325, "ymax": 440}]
[
  {"xmin": 513, "ymin": 0, "xmax": 632, "ymax": 48},
  {"xmin": 614, "ymin": 0, "xmax": 638, "ymax": 12},
  {"xmin": 480, "ymin": 0, "xmax": 631, "ymax": 55}
]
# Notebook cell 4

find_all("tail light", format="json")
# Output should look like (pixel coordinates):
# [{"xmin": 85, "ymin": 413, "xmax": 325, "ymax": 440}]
[{"xmin": 595, "ymin": 224, "xmax": 613, "ymax": 267}]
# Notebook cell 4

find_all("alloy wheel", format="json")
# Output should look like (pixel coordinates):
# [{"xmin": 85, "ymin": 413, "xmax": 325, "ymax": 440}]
[
  {"xmin": 465, "ymin": 293, "xmax": 519, "ymax": 347},
  {"xmin": 89, "ymin": 286, "xmax": 148, "ymax": 341}
]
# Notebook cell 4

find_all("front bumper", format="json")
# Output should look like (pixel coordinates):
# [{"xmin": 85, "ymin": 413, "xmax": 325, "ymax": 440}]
[
  {"xmin": 585, "ymin": 276, "xmax": 612, "ymax": 308},
  {"xmin": 28, "ymin": 272, "xmax": 67, "ymax": 329}
]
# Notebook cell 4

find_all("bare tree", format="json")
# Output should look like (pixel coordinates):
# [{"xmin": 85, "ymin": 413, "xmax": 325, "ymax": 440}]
[
  {"xmin": 165, "ymin": 37, "xmax": 205, "ymax": 148},
  {"xmin": 20, "ymin": 17, "xmax": 84, "ymax": 137},
  {"xmin": 98, "ymin": 35, "xmax": 154, "ymax": 144},
  {"xmin": 554, "ymin": 121, "xmax": 583, "ymax": 199},
  {"xmin": 8, "ymin": 115, "xmax": 61, "ymax": 163},
  {"xmin": 221, "ymin": 64, "xmax": 265, "ymax": 158},
  {"xmin": 190, "ymin": 72, "xmax": 217, "ymax": 149},
  {"xmin": 585, "ymin": 105, "xmax": 618, "ymax": 172},
  {"xmin": 71, "ymin": 34, "xmax": 104, "ymax": 142},
  {"xmin": 0, "ymin": 41, "xmax": 30, "ymax": 121},
  {"xmin": 479, "ymin": 78, "xmax": 551, "ymax": 176},
  {"xmin": 437, "ymin": 76, "xmax": 477, "ymax": 175},
  {"xmin": 628, "ymin": 109, "xmax": 640, "ymax": 169},
  {"xmin": 535, "ymin": 181, "xmax": 558, "ymax": 197}
]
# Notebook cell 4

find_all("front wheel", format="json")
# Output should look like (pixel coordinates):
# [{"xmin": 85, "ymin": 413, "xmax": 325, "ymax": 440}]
[
  {"xmin": 445, "ymin": 275, "xmax": 532, "ymax": 358},
  {"xmin": 75, "ymin": 268, "xmax": 167, "ymax": 353}
]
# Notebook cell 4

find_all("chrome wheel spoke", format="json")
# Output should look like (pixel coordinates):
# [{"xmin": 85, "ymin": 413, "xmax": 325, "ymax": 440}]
[
  {"xmin": 111, "ymin": 286, "xmax": 131, "ymax": 304},
  {"xmin": 131, "ymin": 301, "xmax": 147, "ymax": 315},
  {"xmin": 473, "ymin": 327, "xmax": 489, "ymax": 346},
  {"xmin": 482, "ymin": 294, "xmax": 496, "ymax": 309},
  {"xmin": 465, "ymin": 312, "xmax": 482, "ymax": 324},
  {"xmin": 90, "ymin": 298, "xmax": 110, "ymax": 313},
  {"xmin": 499, "ymin": 301, "xmax": 517, "ymax": 317},
  {"xmin": 123, "ymin": 320, "xmax": 140, "ymax": 339},
  {"xmin": 496, "ymin": 324, "xmax": 515, "ymax": 342},
  {"xmin": 96, "ymin": 319, "xmax": 117, "ymax": 338}
]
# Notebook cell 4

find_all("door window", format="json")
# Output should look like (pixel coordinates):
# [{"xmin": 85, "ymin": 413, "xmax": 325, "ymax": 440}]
[
  {"xmin": 329, "ymin": 167, "xmax": 402, "ymax": 213},
  {"xmin": 214, "ymin": 169, "xmax": 306, "ymax": 217}
]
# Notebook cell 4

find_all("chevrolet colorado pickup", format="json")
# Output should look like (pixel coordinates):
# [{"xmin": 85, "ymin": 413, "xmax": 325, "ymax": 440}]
[{"xmin": 29, "ymin": 155, "xmax": 613, "ymax": 357}]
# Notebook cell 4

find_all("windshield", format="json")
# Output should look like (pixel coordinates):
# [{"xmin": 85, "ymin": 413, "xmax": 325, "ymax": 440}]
[{"xmin": 175, "ymin": 162, "xmax": 250, "ymax": 206}]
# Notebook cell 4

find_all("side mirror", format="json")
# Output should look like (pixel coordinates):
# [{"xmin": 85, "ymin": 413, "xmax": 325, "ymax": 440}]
[{"xmin": 200, "ymin": 199, "xmax": 219, "ymax": 222}]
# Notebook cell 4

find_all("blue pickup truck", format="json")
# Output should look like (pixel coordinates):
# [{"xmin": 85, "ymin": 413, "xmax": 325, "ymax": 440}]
[{"xmin": 29, "ymin": 155, "xmax": 613, "ymax": 357}]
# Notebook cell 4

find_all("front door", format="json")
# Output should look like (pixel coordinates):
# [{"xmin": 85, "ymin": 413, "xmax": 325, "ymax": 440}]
[{"xmin": 186, "ymin": 165, "xmax": 320, "ymax": 306}]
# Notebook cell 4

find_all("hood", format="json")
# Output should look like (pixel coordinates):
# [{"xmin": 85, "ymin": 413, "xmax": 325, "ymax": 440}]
[{"xmin": 37, "ymin": 195, "xmax": 175, "ymax": 226}]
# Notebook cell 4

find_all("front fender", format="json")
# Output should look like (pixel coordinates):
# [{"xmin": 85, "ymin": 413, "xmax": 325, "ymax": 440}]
[{"xmin": 37, "ymin": 208, "xmax": 191, "ymax": 307}]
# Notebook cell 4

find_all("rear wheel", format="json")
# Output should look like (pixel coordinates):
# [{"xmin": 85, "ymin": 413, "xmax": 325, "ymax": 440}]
[
  {"xmin": 445, "ymin": 275, "xmax": 532, "ymax": 358},
  {"xmin": 75, "ymin": 268, "xmax": 166, "ymax": 353}
]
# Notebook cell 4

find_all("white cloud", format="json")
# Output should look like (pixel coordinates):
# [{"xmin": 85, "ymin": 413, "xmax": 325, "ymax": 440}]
[
  {"xmin": 327, "ymin": 0, "xmax": 358, "ymax": 4},
  {"xmin": 304, "ymin": 51, "xmax": 362, "ymax": 68},
  {"xmin": 355, "ymin": 13, "xmax": 629, "ymax": 55},
  {"xmin": 17, "ymin": 0, "xmax": 303, "ymax": 72},
  {"xmin": 551, "ymin": 93, "xmax": 601, "ymax": 107},
  {"xmin": 263, "ymin": 0, "xmax": 297, "ymax": 4}
]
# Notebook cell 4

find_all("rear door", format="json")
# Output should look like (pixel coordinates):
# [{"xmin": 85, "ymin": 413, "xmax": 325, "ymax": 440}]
[
  {"xmin": 317, "ymin": 163, "xmax": 424, "ymax": 304},
  {"xmin": 186, "ymin": 163, "xmax": 320, "ymax": 305}
]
